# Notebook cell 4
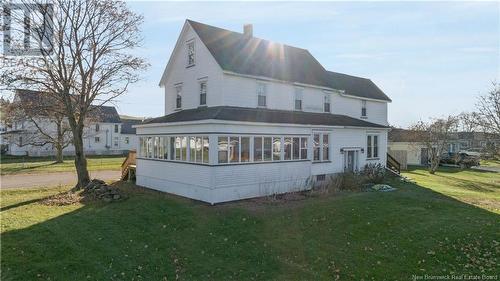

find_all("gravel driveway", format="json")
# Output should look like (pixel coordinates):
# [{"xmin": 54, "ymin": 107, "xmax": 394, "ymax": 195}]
[{"xmin": 0, "ymin": 170, "xmax": 121, "ymax": 189}]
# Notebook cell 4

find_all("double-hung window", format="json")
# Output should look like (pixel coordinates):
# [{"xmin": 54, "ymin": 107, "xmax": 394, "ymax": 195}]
[
  {"xmin": 199, "ymin": 81, "xmax": 207, "ymax": 105},
  {"xmin": 361, "ymin": 100, "xmax": 367, "ymax": 117},
  {"xmin": 187, "ymin": 40, "xmax": 195, "ymax": 66},
  {"xmin": 257, "ymin": 82, "xmax": 267, "ymax": 107},
  {"xmin": 175, "ymin": 85, "xmax": 182, "ymax": 109},
  {"xmin": 294, "ymin": 88, "xmax": 303, "ymax": 110},
  {"xmin": 367, "ymin": 135, "xmax": 379, "ymax": 158},
  {"xmin": 114, "ymin": 124, "xmax": 119, "ymax": 133},
  {"xmin": 313, "ymin": 133, "xmax": 329, "ymax": 161},
  {"xmin": 324, "ymin": 94, "xmax": 331, "ymax": 113}
]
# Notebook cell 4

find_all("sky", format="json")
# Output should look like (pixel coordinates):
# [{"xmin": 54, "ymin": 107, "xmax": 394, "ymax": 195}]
[{"xmin": 4, "ymin": 1, "xmax": 499, "ymax": 128}]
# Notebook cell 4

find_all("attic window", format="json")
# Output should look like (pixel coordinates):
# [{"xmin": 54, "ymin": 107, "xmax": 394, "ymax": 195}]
[{"xmin": 187, "ymin": 40, "xmax": 195, "ymax": 67}]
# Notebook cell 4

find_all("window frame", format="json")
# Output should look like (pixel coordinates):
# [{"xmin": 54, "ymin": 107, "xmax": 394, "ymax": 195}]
[
  {"xmin": 199, "ymin": 80, "xmax": 207, "ymax": 106},
  {"xmin": 186, "ymin": 40, "xmax": 195, "ymax": 67},
  {"xmin": 294, "ymin": 88, "xmax": 303, "ymax": 111},
  {"xmin": 313, "ymin": 132, "xmax": 329, "ymax": 162},
  {"xmin": 366, "ymin": 134, "xmax": 379, "ymax": 159},
  {"xmin": 324, "ymin": 94, "xmax": 331, "ymax": 113},
  {"xmin": 361, "ymin": 100, "xmax": 367, "ymax": 118},
  {"xmin": 257, "ymin": 82, "xmax": 267, "ymax": 107}
]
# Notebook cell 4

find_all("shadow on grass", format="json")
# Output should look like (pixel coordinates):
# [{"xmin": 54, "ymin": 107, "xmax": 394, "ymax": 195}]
[
  {"xmin": 0, "ymin": 198, "xmax": 45, "ymax": 212},
  {"xmin": 406, "ymin": 165, "xmax": 498, "ymax": 174},
  {"xmin": 1, "ymin": 161, "xmax": 61, "ymax": 174},
  {"xmin": 1, "ymin": 180, "xmax": 499, "ymax": 280}
]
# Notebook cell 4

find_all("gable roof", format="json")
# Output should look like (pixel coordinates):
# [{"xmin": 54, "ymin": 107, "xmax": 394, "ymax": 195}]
[
  {"xmin": 89, "ymin": 106, "xmax": 121, "ymax": 123},
  {"xmin": 120, "ymin": 117, "xmax": 143, "ymax": 134},
  {"xmin": 325, "ymin": 71, "xmax": 391, "ymax": 101},
  {"xmin": 142, "ymin": 106, "xmax": 388, "ymax": 128},
  {"xmin": 14, "ymin": 89, "xmax": 121, "ymax": 123},
  {"xmin": 186, "ymin": 20, "xmax": 391, "ymax": 102}
]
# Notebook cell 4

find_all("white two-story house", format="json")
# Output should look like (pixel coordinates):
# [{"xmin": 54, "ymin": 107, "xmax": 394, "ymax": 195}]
[
  {"xmin": 5, "ymin": 90, "xmax": 138, "ymax": 156},
  {"xmin": 134, "ymin": 20, "xmax": 392, "ymax": 204}
]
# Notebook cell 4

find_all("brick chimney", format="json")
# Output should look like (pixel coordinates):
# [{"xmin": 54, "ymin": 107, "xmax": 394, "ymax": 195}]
[{"xmin": 243, "ymin": 24, "xmax": 253, "ymax": 38}]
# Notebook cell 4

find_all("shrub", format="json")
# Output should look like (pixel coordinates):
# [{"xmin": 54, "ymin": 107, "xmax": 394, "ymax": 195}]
[
  {"xmin": 362, "ymin": 163, "xmax": 386, "ymax": 184},
  {"xmin": 322, "ymin": 172, "xmax": 364, "ymax": 192}
]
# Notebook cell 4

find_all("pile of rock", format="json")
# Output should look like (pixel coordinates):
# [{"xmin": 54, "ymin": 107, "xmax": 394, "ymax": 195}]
[{"xmin": 83, "ymin": 179, "xmax": 125, "ymax": 202}]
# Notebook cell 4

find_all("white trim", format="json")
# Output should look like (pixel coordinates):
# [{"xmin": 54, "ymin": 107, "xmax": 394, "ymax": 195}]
[
  {"xmin": 134, "ymin": 119, "xmax": 390, "ymax": 131},
  {"xmin": 341, "ymin": 93, "xmax": 389, "ymax": 103}
]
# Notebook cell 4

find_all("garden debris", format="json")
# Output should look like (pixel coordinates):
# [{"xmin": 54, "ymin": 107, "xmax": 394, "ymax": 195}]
[
  {"xmin": 39, "ymin": 191, "xmax": 81, "ymax": 206},
  {"xmin": 82, "ymin": 179, "xmax": 126, "ymax": 202},
  {"xmin": 371, "ymin": 184, "xmax": 397, "ymax": 192}
]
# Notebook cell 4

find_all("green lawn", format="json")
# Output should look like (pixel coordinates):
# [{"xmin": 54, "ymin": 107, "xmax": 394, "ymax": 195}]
[
  {"xmin": 0, "ymin": 155, "xmax": 125, "ymax": 175},
  {"xmin": 481, "ymin": 159, "xmax": 500, "ymax": 168},
  {"xmin": 1, "ymin": 167, "xmax": 499, "ymax": 280}
]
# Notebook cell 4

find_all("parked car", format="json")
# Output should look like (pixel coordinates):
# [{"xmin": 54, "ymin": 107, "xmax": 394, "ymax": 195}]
[
  {"xmin": 440, "ymin": 152, "xmax": 480, "ymax": 168},
  {"xmin": 458, "ymin": 150, "xmax": 482, "ymax": 157}
]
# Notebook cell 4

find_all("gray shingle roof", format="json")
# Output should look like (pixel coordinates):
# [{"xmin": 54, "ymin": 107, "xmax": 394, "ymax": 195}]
[
  {"xmin": 15, "ymin": 89, "xmax": 121, "ymax": 123},
  {"xmin": 325, "ymin": 71, "xmax": 391, "ymax": 102},
  {"xmin": 142, "ymin": 106, "xmax": 388, "ymax": 128},
  {"xmin": 89, "ymin": 106, "xmax": 121, "ymax": 123},
  {"xmin": 120, "ymin": 118, "xmax": 143, "ymax": 134},
  {"xmin": 187, "ymin": 20, "xmax": 391, "ymax": 102}
]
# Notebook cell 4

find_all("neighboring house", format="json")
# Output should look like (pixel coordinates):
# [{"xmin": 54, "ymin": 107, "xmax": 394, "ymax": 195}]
[
  {"xmin": 5, "ymin": 90, "xmax": 139, "ymax": 156},
  {"xmin": 388, "ymin": 128, "xmax": 500, "ymax": 167},
  {"xmin": 388, "ymin": 128, "xmax": 429, "ymax": 166},
  {"xmin": 446, "ymin": 132, "xmax": 500, "ymax": 154},
  {"xmin": 120, "ymin": 116, "xmax": 144, "ymax": 151},
  {"xmin": 134, "ymin": 20, "xmax": 392, "ymax": 204}
]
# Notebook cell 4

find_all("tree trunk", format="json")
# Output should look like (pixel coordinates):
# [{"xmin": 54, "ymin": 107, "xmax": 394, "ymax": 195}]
[
  {"xmin": 429, "ymin": 155, "xmax": 439, "ymax": 174},
  {"xmin": 72, "ymin": 125, "xmax": 90, "ymax": 189},
  {"xmin": 54, "ymin": 121, "xmax": 64, "ymax": 163},
  {"xmin": 55, "ymin": 144, "xmax": 63, "ymax": 163}
]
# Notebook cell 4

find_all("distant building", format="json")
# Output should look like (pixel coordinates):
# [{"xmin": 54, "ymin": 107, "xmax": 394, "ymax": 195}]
[
  {"xmin": 3, "ymin": 90, "xmax": 140, "ymax": 156},
  {"xmin": 388, "ymin": 128, "xmax": 500, "ymax": 166}
]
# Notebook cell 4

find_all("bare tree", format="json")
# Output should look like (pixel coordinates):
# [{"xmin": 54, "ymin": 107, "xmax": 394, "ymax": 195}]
[
  {"xmin": 458, "ymin": 112, "xmax": 480, "ymax": 133},
  {"xmin": 409, "ymin": 116, "xmax": 458, "ymax": 174},
  {"xmin": 5, "ymin": 90, "xmax": 72, "ymax": 162},
  {"xmin": 476, "ymin": 82, "xmax": 500, "ymax": 135},
  {"xmin": 1, "ymin": 1, "xmax": 148, "ymax": 188}
]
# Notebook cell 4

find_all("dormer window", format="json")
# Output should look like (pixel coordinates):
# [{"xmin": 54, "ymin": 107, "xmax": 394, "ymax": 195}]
[
  {"xmin": 294, "ymin": 88, "xmax": 303, "ymax": 110},
  {"xmin": 323, "ymin": 94, "xmax": 331, "ymax": 113},
  {"xmin": 187, "ymin": 40, "xmax": 195, "ymax": 67},
  {"xmin": 175, "ymin": 85, "xmax": 182, "ymax": 109},
  {"xmin": 361, "ymin": 100, "xmax": 367, "ymax": 117},
  {"xmin": 257, "ymin": 82, "xmax": 267, "ymax": 107},
  {"xmin": 199, "ymin": 81, "xmax": 207, "ymax": 105}
]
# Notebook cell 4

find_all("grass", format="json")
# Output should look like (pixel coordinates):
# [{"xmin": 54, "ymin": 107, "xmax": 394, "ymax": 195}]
[
  {"xmin": 481, "ymin": 159, "xmax": 500, "ymax": 168},
  {"xmin": 1, "ymin": 167, "xmax": 499, "ymax": 280},
  {"xmin": 402, "ymin": 166, "xmax": 500, "ymax": 213},
  {"xmin": 0, "ymin": 155, "xmax": 125, "ymax": 175}
]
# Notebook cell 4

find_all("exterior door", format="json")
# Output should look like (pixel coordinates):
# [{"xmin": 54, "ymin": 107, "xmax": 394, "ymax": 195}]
[
  {"xmin": 420, "ymin": 148, "xmax": 429, "ymax": 165},
  {"xmin": 347, "ymin": 151, "xmax": 355, "ymax": 172}
]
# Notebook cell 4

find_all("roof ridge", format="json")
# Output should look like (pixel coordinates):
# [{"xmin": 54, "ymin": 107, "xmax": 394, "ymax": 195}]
[{"xmin": 187, "ymin": 19, "xmax": 309, "ymax": 52}]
